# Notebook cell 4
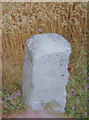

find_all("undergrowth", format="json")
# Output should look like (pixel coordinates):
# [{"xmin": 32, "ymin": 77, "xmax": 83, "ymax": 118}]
[{"xmin": 2, "ymin": 44, "xmax": 87, "ymax": 118}]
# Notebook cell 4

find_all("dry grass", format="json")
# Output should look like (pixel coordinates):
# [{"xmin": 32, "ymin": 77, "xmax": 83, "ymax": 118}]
[
  {"xmin": 2, "ymin": 1, "xmax": 87, "ymax": 91},
  {"xmin": 1, "ymin": 0, "xmax": 88, "ymax": 2},
  {"xmin": 0, "ymin": 2, "xmax": 2, "ymax": 119},
  {"xmin": 2, "ymin": 2, "xmax": 87, "ymax": 60}
]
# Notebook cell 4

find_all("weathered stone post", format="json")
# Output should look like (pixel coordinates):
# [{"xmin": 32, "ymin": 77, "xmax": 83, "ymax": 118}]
[{"xmin": 22, "ymin": 33, "xmax": 71, "ymax": 113}]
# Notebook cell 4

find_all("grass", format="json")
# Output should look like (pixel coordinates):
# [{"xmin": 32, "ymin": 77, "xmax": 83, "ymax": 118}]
[
  {"xmin": 65, "ymin": 44, "xmax": 87, "ymax": 118},
  {"xmin": 2, "ymin": 2, "xmax": 87, "ymax": 118},
  {"xmin": 2, "ymin": 45, "xmax": 87, "ymax": 118},
  {"xmin": 2, "ymin": 74, "xmax": 29, "ymax": 114}
]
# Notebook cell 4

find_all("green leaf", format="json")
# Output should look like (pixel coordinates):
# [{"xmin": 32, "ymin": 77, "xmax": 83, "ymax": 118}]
[
  {"xmin": 81, "ymin": 48, "xmax": 87, "ymax": 55},
  {"xmin": 71, "ymin": 110, "xmax": 75, "ymax": 115},
  {"xmin": 69, "ymin": 113, "xmax": 73, "ymax": 117},
  {"xmin": 76, "ymin": 99, "xmax": 80, "ymax": 104},
  {"xmin": 11, "ymin": 107, "xmax": 15, "ymax": 110},
  {"xmin": 76, "ymin": 109, "xmax": 80, "ymax": 113}
]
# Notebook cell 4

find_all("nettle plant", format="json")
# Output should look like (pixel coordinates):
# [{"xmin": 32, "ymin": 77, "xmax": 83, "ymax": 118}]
[
  {"xmin": 40, "ymin": 99, "xmax": 61, "ymax": 113},
  {"xmin": 2, "ymin": 85, "xmax": 28, "ymax": 114},
  {"xmin": 40, "ymin": 100, "xmax": 53, "ymax": 111}
]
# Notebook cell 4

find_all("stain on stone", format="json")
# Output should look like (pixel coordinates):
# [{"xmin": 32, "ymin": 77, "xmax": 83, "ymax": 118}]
[{"xmin": 61, "ymin": 74, "xmax": 64, "ymax": 77}]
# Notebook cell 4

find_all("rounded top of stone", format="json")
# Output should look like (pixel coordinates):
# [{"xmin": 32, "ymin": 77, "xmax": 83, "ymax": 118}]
[{"xmin": 27, "ymin": 33, "xmax": 71, "ymax": 58}]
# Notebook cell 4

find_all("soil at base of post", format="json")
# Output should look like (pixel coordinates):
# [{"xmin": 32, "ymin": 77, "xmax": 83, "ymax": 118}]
[{"xmin": 2, "ymin": 109, "xmax": 70, "ymax": 118}]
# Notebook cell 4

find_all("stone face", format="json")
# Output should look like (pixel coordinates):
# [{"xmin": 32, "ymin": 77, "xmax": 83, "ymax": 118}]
[{"xmin": 22, "ymin": 33, "xmax": 71, "ymax": 113}]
